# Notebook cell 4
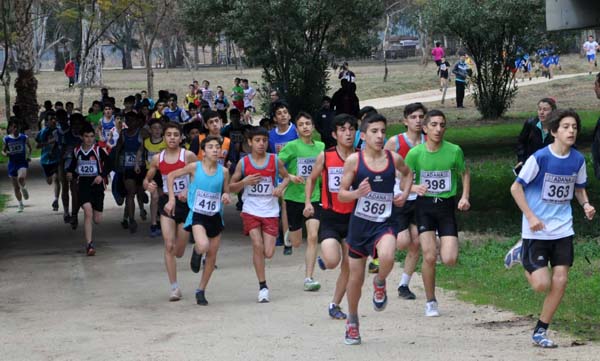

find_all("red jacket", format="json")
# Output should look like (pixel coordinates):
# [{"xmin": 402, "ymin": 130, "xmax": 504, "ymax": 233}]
[{"xmin": 64, "ymin": 61, "xmax": 75, "ymax": 78}]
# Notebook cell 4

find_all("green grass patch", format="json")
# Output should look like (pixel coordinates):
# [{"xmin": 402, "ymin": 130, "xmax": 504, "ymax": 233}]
[
  {"xmin": 0, "ymin": 193, "xmax": 8, "ymax": 212},
  {"xmin": 436, "ymin": 239, "xmax": 600, "ymax": 341}
]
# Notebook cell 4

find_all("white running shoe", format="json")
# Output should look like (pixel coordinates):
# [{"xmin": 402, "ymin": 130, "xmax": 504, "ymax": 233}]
[
  {"xmin": 283, "ymin": 230, "xmax": 291, "ymax": 247},
  {"xmin": 17, "ymin": 203, "xmax": 24, "ymax": 213},
  {"xmin": 258, "ymin": 288, "xmax": 270, "ymax": 303},
  {"xmin": 169, "ymin": 288, "xmax": 182, "ymax": 302},
  {"xmin": 504, "ymin": 240, "xmax": 523, "ymax": 269},
  {"xmin": 21, "ymin": 187, "xmax": 29, "ymax": 200},
  {"xmin": 425, "ymin": 301, "xmax": 440, "ymax": 317}
]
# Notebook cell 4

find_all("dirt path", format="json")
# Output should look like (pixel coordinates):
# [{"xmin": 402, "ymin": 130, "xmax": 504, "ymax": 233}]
[
  {"xmin": 362, "ymin": 72, "xmax": 590, "ymax": 110},
  {"xmin": 1, "ymin": 161, "xmax": 598, "ymax": 361}
]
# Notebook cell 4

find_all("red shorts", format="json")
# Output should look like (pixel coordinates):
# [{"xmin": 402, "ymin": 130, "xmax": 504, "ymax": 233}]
[
  {"xmin": 233, "ymin": 100, "xmax": 244, "ymax": 112},
  {"xmin": 241, "ymin": 212, "xmax": 279, "ymax": 237}
]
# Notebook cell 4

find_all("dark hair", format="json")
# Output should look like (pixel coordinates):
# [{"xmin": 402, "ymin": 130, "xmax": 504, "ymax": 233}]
[
  {"xmin": 101, "ymin": 87, "xmax": 108, "ymax": 92},
  {"xmin": 148, "ymin": 118, "xmax": 163, "ymax": 127},
  {"xmin": 333, "ymin": 113, "xmax": 358, "ymax": 130},
  {"xmin": 201, "ymin": 134, "xmax": 223, "ymax": 150},
  {"xmin": 55, "ymin": 101, "xmax": 64, "ymax": 108},
  {"xmin": 259, "ymin": 118, "xmax": 272, "ymax": 128},
  {"xmin": 80, "ymin": 122, "xmax": 95, "ymax": 136},
  {"xmin": 188, "ymin": 102, "xmax": 198, "ymax": 110},
  {"xmin": 322, "ymin": 96, "xmax": 332, "ymax": 103},
  {"xmin": 46, "ymin": 111, "xmax": 57, "ymax": 121},
  {"xmin": 538, "ymin": 97, "xmax": 557, "ymax": 110},
  {"xmin": 248, "ymin": 126, "xmax": 269, "ymax": 140},
  {"xmin": 44, "ymin": 100, "xmax": 53, "ymax": 109},
  {"xmin": 65, "ymin": 101, "xmax": 74, "ymax": 107},
  {"xmin": 103, "ymin": 103, "xmax": 114, "ymax": 110},
  {"xmin": 458, "ymin": 50, "xmax": 466, "ymax": 56},
  {"xmin": 168, "ymin": 93, "xmax": 177, "ymax": 102},
  {"xmin": 183, "ymin": 121, "xmax": 202, "ymax": 134},
  {"xmin": 360, "ymin": 113, "xmax": 387, "ymax": 132},
  {"xmin": 403, "ymin": 102, "xmax": 428, "ymax": 118},
  {"xmin": 229, "ymin": 108, "xmax": 241, "ymax": 116},
  {"xmin": 423, "ymin": 109, "xmax": 447, "ymax": 126},
  {"xmin": 548, "ymin": 108, "xmax": 581, "ymax": 134},
  {"xmin": 272, "ymin": 101, "xmax": 289, "ymax": 113},
  {"xmin": 358, "ymin": 106, "xmax": 378, "ymax": 120},
  {"xmin": 124, "ymin": 95, "xmax": 136, "ymax": 104},
  {"xmin": 164, "ymin": 121, "xmax": 182, "ymax": 134},
  {"xmin": 92, "ymin": 100, "xmax": 102, "ymax": 107},
  {"xmin": 56, "ymin": 109, "xmax": 69, "ymax": 123},
  {"xmin": 436, "ymin": 42, "xmax": 441, "ymax": 47},
  {"xmin": 203, "ymin": 110, "xmax": 220, "ymax": 121},
  {"xmin": 295, "ymin": 111, "xmax": 312, "ymax": 123}
]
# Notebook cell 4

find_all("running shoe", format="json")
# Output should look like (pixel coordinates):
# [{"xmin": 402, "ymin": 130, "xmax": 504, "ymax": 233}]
[
  {"xmin": 52, "ymin": 200, "xmax": 59, "ymax": 211},
  {"xmin": 504, "ymin": 240, "xmax": 523, "ymax": 269},
  {"xmin": 532, "ymin": 328, "xmax": 557, "ymax": 348},
  {"xmin": 190, "ymin": 247, "xmax": 202, "ymax": 273},
  {"xmin": 70, "ymin": 215, "xmax": 78, "ymax": 230},
  {"xmin": 372, "ymin": 277, "xmax": 387, "ymax": 312},
  {"xmin": 195, "ymin": 290, "xmax": 208, "ymax": 306},
  {"xmin": 63, "ymin": 213, "xmax": 71, "ymax": 224},
  {"xmin": 425, "ymin": 300, "xmax": 440, "ymax": 317},
  {"xmin": 141, "ymin": 192, "xmax": 149, "ymax": 204},
  {"xmin": 275, "ymin": 237, "xmax": 284, "ymax": 246},
  {"xmin": 258, "ymin": 288, "xmax": 270, "ymax": 303},
  {"xmin": 129, "ymin": 219, "xmax": 138, "ymax": 234},
  {"xmin": 169, "ymin": 288, "xmax": 182, "ymax": 302},
  {"xmin": 86, "ymin": 242, "xmax": 96, "ymax": 257},
  {"xmin": 150, "ymin": 224, "xmax": 161, "ymax": 237},
  {"xmin": 139, "ymin": 208, "xmax": 147, "ymax": 221},
  {"xmin": 304, "ymin": 278, "xmax": 321, "ymax": 292},
  {"xmin": 17, "ymin": 204, "xmax": 24, "ymax": 213},
  {"xmin": 317, "ymin": 256, "xmax": 326, "ymax": 271},
  {"xmin": 344, "ymin": 322, "xmax": 361, "ymax": 345},
  {"xmin": 283, "ymin": 246, "xmax": 293, "ymax": 255},
  {"xmin": 368, "ymin": 259, "xmax": 379, "ymax": 274},
  {"xmin": 329, "ymin": 304, "xmax": 347, "ymax": 320},
  {"xmin": 120, "ymin": 218, "xmax": 129, "ymax": 229},
  {"xmin": 21, "ymin": 187, "xmax": 29, "ymax": 200},
  {"xmin": 398, "ymin": 285, "xmax": 416, "ymax": 300},
  {"xmin": 235, "ymin": 201, "xmax": 243, "ymax": 211},
  {"xmin": 283, "ymin": 230, "xmax": 291, "ymax": 247}
]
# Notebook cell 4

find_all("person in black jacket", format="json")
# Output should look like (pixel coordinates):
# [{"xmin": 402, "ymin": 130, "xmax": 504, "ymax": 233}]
[
  {"xmin": 514, "ymin": 97, "xmax": 557, "ymax": 174},
  {"xmin": 314, "ymin": 96, "xmax": 337, "ymax": 149}
]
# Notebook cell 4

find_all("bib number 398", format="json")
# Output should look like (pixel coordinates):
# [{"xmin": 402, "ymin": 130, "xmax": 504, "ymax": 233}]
[{"xmin": 421, "ymin": 170, "xmax": 451, "ymax": 195}]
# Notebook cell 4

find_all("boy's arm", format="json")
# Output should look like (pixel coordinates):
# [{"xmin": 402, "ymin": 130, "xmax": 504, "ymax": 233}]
[
  {"xmin": 510, "ymin": 181, "xmax": 543, "ymax": 232},
  {"xmin": 304, "ymin": 152, "xmax": 324, "ymax": 216},
  {"xmin": 338, "ymin": 154, "xmax": 368, "ymax": 202},
  {"xmin": 167, "ymin": 163, "xmax": 195, "ymax": 201},
  {"xmin": 143, "ymin": 154, "xmax": 160, "ymax": 192},
  {"xmin": 458, "ymin": 167, "xmax": 471, "ymax": 211},
  {"xmin": 221, "ymin": 168, "xmax": 231, "ymax": 205},
  {"xmin": 392, "ymin": 152, "xmax": 412, "ymax": 202},
  {"xmin": 228, "ymin": 159, "xmax": 246, "ymax": 193},
  {"xmin": 575, "ymin": 188, "xmax": 596, "ymax": 220},
  {"xmin": 274, "ymin": 158, "xmax": 290, "ymax": 198}
]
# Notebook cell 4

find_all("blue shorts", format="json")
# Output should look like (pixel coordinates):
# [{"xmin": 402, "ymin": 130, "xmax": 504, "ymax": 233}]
[
  {"xmin": 8, "ymin": 160, "xmax": 28, "ymax": 177},
  {"xmin": 346, "ymin": 224, "xmax": 394, "ymax": 259},
  {"xmin": 588, "ymin": 54, "xmax": 596, "ymax": 62}
]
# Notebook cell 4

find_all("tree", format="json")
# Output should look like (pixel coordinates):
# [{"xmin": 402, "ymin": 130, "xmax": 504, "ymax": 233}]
[
  {"xmin": 427, "ymin": 0, "xmax": 545, "ymax": 119},
  {"xmin": 107, "ymin": 12, "xmax": 139, "ymax": 69},
  {"xmin": 0, "ymin": 0, "xmax": 13, "ymax": 121},
  {"xmin": 183, "ymin": 0, "xmax": 384, "ymax": 115}
]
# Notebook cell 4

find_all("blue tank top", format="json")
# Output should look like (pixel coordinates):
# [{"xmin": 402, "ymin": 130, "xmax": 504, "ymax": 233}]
[
  {"xmin": 3, "ymin": 134, "xmax": 27, "ymax": 163},
  {"xmin": 350, "ymin": 150, "xmax": 396, "ymax": 225},
  {"xmin": 184, "ymin": 161, "xmax": 225, "ymax": 227},
  {"xmin": 122, "ymin": 129, "xmax": 141, "ymax": 168}
]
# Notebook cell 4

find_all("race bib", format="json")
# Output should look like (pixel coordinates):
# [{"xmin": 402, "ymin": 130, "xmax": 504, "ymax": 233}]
[
  {"xmin": 542, "ymin": 173, "xmax": 575, "ymax": 204},
  {"xmin": 297, "ymin": 157, "xmax": 316, "ymax": 178},
  {"xmin": 7, "ymin": 142, "xmax": 24, "ymax": 154},
  {"xmin": 327, "ymin": 167, "xmax": 343, "ymax": 193},
  {"xmin": 440, "ymin": 64, "xmax": 447, "ymax": 71},
  {"xmin": 193, "ymin": 190, "xmax": 221, "ymax": 215},
  {"xmin": 421, "ymin": 170, "xmax": 451, "ymax": 195},
  {"xmin": 162, "ymin": 175, "xmax": 189, "ymax": 195},
  {"xmin": 247, "ymin": 177, "xmax": 273, "ymax": 197},
  {"xmin": 354, "ymin": 191, "xmax": 393, "ymax": 222},
  {"xmin": 78, "ymin": 160, "xmax": 98, "ymax": 176},
  {"xmin": 230, "ymin": 131, "xmax": 244, "ymax": 144},
  {"xmin": 124, "ymin": 152, "xmax": 137, "ymax": 167}
]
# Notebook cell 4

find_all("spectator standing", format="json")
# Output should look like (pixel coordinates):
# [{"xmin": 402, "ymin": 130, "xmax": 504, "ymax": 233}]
[
  {"xmin": 338, "ymin": 62, "xmax": 356, "ymax": 83},
  {"xmin": 314, "ymin": 96, "xmax": 337, "ymax": 149},
  {"xmin": 64, "ymin": 58, "xmax": 76, "ymax": 88},
  {"xmin": 452, "ymin": 52, "xmax": 471, "ymax": 108}
]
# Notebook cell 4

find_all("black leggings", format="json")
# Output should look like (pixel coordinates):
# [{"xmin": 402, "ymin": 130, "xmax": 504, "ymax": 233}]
[{"xmin": 455, "ymin": 81, "xmax": 465, "ymax": 107}]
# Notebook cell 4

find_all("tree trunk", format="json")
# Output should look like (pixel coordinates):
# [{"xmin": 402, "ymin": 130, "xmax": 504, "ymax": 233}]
[
  {"xmin": 193, "ymin": 43, "xmax": 199, "ymax": 70},
  {"xmin": 32, "ymin": 1, "xmax": 47, "ymax": 74},
  {"xmin": 122, "ymin": 45, "xmax": 132, "ymax": 69},
  {"xmin": 145, "ymin": 51, "xmax": 154, "ymax": 98},
  {"xmin": 1, "ymin": 70, "xmax": 10, "ymax": 122},
  {"xmin": 383, "ymin": 14, "xmax": 389, "ymax": 82},
  {"xmin": 14, "ymin": 0, "xmax": 39, "ymax": 131},
  {"xmin": 53, "ymin": 43, "xmax": 65, "ymax": 71},
  {"xmin": 211, "ymin": 43, "xmax": 217, "ymax": 65}
]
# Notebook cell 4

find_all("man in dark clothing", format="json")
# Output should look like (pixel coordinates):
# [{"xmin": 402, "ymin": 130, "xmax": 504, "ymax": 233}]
[
  {"xmin": 452, "ymin": 51, "xmax": 471, "ymax": 108},
  {"xmin": 314, "ymin": 96, "xmax": 337, "ymax": 149},
  {"xmin": 331, "ymin": 80, "xmax": 360, "ymax": 117}
]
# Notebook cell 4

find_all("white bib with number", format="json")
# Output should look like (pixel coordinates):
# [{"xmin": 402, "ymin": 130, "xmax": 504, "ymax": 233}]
[
  {"xmin": 354, "ymin": 191, "xmax": 393, "ymax": 222},
  {"xmin": 124, "ymin": 152, "xmax": 137, "ymax": 167},
  {"xmin": 78, "ymin": 160, "xmax": 98, "ymax": 176},
  {"xmin": 297, "ymin": 157, "xmax": 316, "ymax": 178},
  {"xmin": 7, "ymin": 142, "xmax": 24, "ymax": 154},
  {"xmin": 162, "ymin": 175, "xmax": 189, "ymax": 195},
  {"xmin": 542, "ymin": 173, "xmax": 575, "ymax": 204},
  {"xmin": 327, "ymin": 167, "xmax": 343, "ymax": 193},
  {"xmin": 193, "ymin": 190, "xmax": 221, "ymax": 215},
  {"xmin": 247, "ymin": 177, "xmax": 273, "ymax": 197},
  {"xmin": 421, "ymin": 170, "xmax": 451, "ymax": 195}
]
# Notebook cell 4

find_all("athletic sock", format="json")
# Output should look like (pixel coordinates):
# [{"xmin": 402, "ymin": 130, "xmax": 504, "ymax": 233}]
[
  {"xmin": 329, "ymin": 302, "xmax": 336, "ymax": 308},
  {"xmin": 399, "ymin": 273, "xmax": 411, "ymax": 287},
  {"xmin": 374, "ymin": 275, "xmax": 385, "ymax": 287},
  {"xmin": 304, "ymin": 277, "xmax": 313, "ymax": 283},
  {"xmin": 196, "ymin": 288, "xmax": 204, "ymax": 294},
  {"xmin": 427, "ymin": 298, "xmax": 437, "ymax": 303},
  {"xmin": 534, "ymin": 320, "xmax": 549, "ymax": 334},
  {"xmin": 170, "ymin": 282, "xmax": 179, "ymax": 291},
  {"xmin": 348, "ymin": 314, "xmax": 359, "ymax": 324},
  {"xmin": 259, "ymin": 281, "xmax": 268, "ymax": 290}
]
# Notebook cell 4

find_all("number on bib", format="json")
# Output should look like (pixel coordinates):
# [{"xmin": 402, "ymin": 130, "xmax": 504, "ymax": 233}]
[
  {"xmin": 7, "ymin": 143, "xmax": 24, "ymax": 154},
  {"xmin": 193, "ymin": 190, "xmax": 221, "ymax": 215},
  {"xmin": 77, "ymin": 160, "xmax": 98, "ymax": 176},
  {"xmin": 297, "ymin": 157, "xmax": 316, "ymax": 178},
  {"xmin": 354, "ymin": 191, "xmax": 392, "ymax": 222},
  {"xmin": 247, "ymin": 177, "xmax": 273, "ymax": 197},
  {"xmin": 162, "ymin": 175, "xmax": 189, "ymax": 194},
  {"xmin": 124, "ymin": 152, "xmax": 137, "ymax": 167},
  {"xmin": 421, "ymin": 170, "xmax": 451, "ymax": 195},
  {"xmin": 542, "ymin": 173, "xmax": 575, "ymax": 204},
  {"xmin": 327, "ymin": 167, "xmax": 343, "ymax": 193}
]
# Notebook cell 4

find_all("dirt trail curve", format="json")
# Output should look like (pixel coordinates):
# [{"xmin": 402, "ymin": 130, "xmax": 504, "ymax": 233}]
[
  {"xmin": 362, "ymin": 72, "xmax": 589, "ymax": 110},
  {"xmin": 1, "ymin": 161, "xmax": 598, "ymax": 361}
]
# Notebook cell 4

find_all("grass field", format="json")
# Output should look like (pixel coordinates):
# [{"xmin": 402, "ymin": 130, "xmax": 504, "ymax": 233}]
[{"xmin": 0, "ymin": 193, "xmax": 7, "ymax": 211}]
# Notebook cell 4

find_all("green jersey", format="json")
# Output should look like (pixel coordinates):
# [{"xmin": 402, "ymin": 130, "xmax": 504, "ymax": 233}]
[
  {"xmin": 232, "ymin": 85, "xmax": 244, "ymax": 101},
  {"xmin": 86, "ymin": 112, "xmax": 102, "ymax": 126},
  {"xmin": 404, "ymin": 140, "xmax": 466, "ymax": 198},
  {"xmin": 278, "ymin": 138, "xmax": 325, "ymax": 202}
]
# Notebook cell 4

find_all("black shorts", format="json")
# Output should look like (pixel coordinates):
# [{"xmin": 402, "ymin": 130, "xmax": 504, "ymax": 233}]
[
  {"xmin": 522, "ymin": 236, "xmax": 574, "ymax": 274},
  {"xmin": 318, "ymin": 209, "xmax": 350, "ymax": 243},
  {"xmin": 435, "ymin": 59, "xmax": 442, "ymax": 66},
  {"xmin": 415, "ymin": 196, "xmax": 458, "ymax": 237},
  {"xmin": 159, "ymin": 194, "xmax": 189, "ymax": 224},
  {"xmin": 123, "ymin": 168, "xmax": 146, "ymax": 185},
  {"xmin": 347, "ymin": 225, "xmax": 395, "ymax": 259},
  {"xmin": 185, "ymin": 212, "xmax": 224, "ymax": 238},
  {"xmin": 78, "ymin": 182, "xmax": 105, "ymax": 212},
  {"xmin": 153, "ymin": 171, "xmax": 163, "ymax": 192},
  {"xmin": 440, "ymin": 70, "xmax": 449, "ymax": 79},
  {"xmin": 390, "ymin": 200, "xmax": 416, "ymax": 234},
  {"xmin": 286, "ymin": 200, "xmax": 321, "ymax": 232},
  {"xmin": 42, "ymin": 163, "xmax": 59, "ymax": 178}
]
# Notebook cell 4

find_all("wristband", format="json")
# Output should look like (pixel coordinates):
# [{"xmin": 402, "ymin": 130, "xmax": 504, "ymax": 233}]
[{"xmin": 582, "ymin": 201, "xmax": 590, "ymax": 207}]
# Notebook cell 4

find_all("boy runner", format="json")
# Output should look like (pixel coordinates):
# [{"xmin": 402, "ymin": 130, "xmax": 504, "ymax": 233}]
[
  {"xmin": 231, "ymin": 78, "xmax": 245, "ymax": 113},
  {"xmin": 66, "ymin": 123, "xmax": 110, "ymax": 256},
  {"xmin": 36, "ymin": 112, "xmax": 62, "ymax": 211},
  {"xmin": 268, "ymin": 102, "xmax": 298, "ymax": 255},
  {"xmin": 510, "ymin": 109, "xmax": 595, "ymax": 348},
  {"xmin": 384, "ymin": 102, "xmax": 427, "ymax": 300},
  {"xmin": 278, "ymin": 112, "xmax": 324, "ymax": 291},
  {"xmin": 143, "ymin": 122, "xmax": 197, "ymax": 301},
  {"xmin": 165, "ymin": 135, "xmax": 231, "ymax": 305},
  {"xmin": 583, "ymin": 35, "xmax": 599, "ymax": 75},
  {"xmin": 59, "ymin": 112, "xmax": 83, "ymax": 228},
  {"xmin": 189, "ymin": 110, "xmax": 231, "ymax": 167},
  {"xmin": 305, "ymin": 113, "xmax": 358, "ymax": 319},
  {"xmin": 2, "ymin": 121, "xmax": 31, "ymax": 212},
  {"xmin": 229, "ymin": 127, "xmax": 290, "ymax": 302},
  {"xmin": 143, "ymin": 118, "xmax": 167, "ymax": 237},
  {"xmin": 404, "ymin": 109, "xmax": 470, "ymax": 317},
  {"xmin": 338, "ymin": 113, "xmax": 413, "ymax": 345}
]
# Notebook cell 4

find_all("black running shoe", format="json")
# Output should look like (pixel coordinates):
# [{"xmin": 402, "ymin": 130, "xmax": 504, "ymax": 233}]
[
  {"xmin": 139, "ymin": 209, "xmax": 147, "ymax": 221},
  {"xmin": 190, "ymin": 248, "xmax": 202, "ymax": 273},
  {"xmin": 52, "ymin": 200, "xmax": 59, "ymax": 211},
  {"xmin": 129, "ymin": 219, "xmax": 138, "ymax": 234},
  {"xmin": 196, "ymin": 290, "xmax": 208, "ymax": 306},
  {"xmin": 120, "ymin": 218, "xmax": 129, "ymax": 229},
  {"xmin": 397, "ymin": 285, "xmax": 416, "ymax": 300},
  {"xmin": 283, "ymin": 246, "xmax": 293, "ymax": 255},
  {"xmin": 63, "ymin": 213, "xmax": 71, "ymax": 224},
  {"xmin": 70, "ymin": 216, "xmax": 78, "ymax": 230}
]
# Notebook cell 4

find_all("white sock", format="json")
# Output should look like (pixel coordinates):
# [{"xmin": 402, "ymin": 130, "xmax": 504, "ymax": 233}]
[
  {"xmin": 399, "ymin": 273, "xmax": 411, "ymax": 287},
  {"xmin": 170, "ymin": 282, "xmax": 179, "ymax": 290}
]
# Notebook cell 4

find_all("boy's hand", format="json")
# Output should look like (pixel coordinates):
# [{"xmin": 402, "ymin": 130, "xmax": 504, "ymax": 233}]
[{"xmin": 584, "ymin": 203, "xmax": 596, "ymax": 220}]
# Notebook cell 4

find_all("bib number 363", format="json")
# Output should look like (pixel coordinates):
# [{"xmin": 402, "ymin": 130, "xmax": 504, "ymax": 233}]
[{"xmin": 542, "ymin": 173, "xmax": 575, "ymax": 204}]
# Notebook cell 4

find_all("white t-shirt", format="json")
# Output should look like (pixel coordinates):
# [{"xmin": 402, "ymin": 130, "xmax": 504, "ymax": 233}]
[
  {"xmin": 243, "ymin": 87, "xmax": 256, "ymax": 108},
  {"xmin": 583, "ymin": 41, "xmax": 598, "ymax": 55}
]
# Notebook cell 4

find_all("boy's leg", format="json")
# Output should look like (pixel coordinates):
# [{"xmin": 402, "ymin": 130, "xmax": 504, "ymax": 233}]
[
  {"xmin": 347, "ymin": 256, "xmax": 367, "ymax": 319},
  {"xmin": 375, "ymin": 234, "xmax": 396, "ymax": 280},
  {"xmin": 397, "ymin": 225, "xmax": 420, "ymax": 298},
  {"xmin": 439, "ymin": 236, "xmax": 459, "ymax": 266},
  {"xmin": 250, "ymin": 227, "xmax": 277, "ymax": 283},
  {"xmin": 321, "ymin": 238, "xmax": 342, "ymax": 269},
  {"xmin": 332, "ymin": 242, "xmax": 349, "ymax": 306},
  {"xmin": 82, "ymin": 203, "xmax": 94, "ymax": 245},
  {"xmin": 124, "ymin": 179, "xmax": 137, "ymax": 231},
  {"xmin": 539, "ymin": 266, "xmax": 569, "ymax": 323},
  {"xmin": 150, "ymin": 190, "xmax": 160, "ymax": 231},
  {"xmin": 11, "ymin": 177, "xmax": 22, "ymax": 201},
  {"xmin": 304, "ymin": 219, "xmax": 320, "ymax": 279},
  {"xmin": 161, "ymin": 215, "xmax": 181, "ymax": 285},
  {"xmin": 59, "ymin": 167, "xmax": 70, "ymax": 218},
  {"xmin": 198, "ymin": 231, "xmax": 222, "ymax": 291},
  {"xmin": 420, "ymin": 231, "xmax": 438, "ymax": 302}
]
